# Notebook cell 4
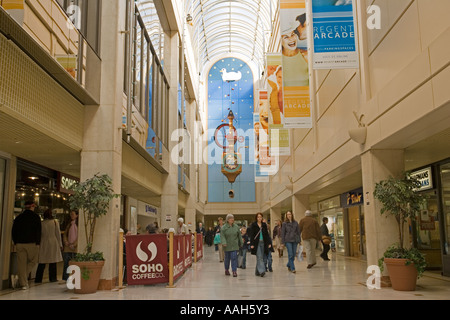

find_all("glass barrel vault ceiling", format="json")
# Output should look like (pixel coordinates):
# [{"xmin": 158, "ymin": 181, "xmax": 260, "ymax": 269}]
[{"xmin": 187, "ymin": 0, "xmax": 276, "ymax": 74}]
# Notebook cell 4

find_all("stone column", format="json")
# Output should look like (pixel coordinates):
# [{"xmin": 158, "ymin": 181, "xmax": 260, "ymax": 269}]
[
  {"xmin": 80, "ymin": 0, "xmax": 125, "ymax": 290},
  {"xmin": 361, "ymin": 149, "xmax": 404, "ymax": 276},
  {"xmin": 292, "ymin": 194, "xmax": 310, "ymax": 221},
  {"xmin": 160, "ymin": 30, "xmax": 179, "ymax": 231},
  {"xmin": 269, "ymin": 207, "xmax": 281, "ymax": 236}
]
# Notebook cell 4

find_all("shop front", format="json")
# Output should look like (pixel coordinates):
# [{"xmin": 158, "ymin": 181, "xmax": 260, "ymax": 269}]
[
  {"xmin": 318, "ymin": 196, "xmax": 344, "ymax": 254},
  {"xmin": 340, "ymin": 188, "xmax": 365, "ymax": 259},
  {"xmin": 411, "ymin": 161, "xmax": 450, "ymax": 276},
  {"xmin": 15, "ymin": 159, "xmax": 79, "ymax": 230}
]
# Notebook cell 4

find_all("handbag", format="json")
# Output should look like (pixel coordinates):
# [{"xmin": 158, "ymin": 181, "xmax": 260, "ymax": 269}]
[{"xmin": 322, "ymin": 235, "xmax": 331, "ymax": 245}]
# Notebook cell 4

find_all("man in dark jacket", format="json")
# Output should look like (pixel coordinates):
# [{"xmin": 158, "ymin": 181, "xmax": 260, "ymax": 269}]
[
  {"xmin": 12, "ymin": 200, "xmax": 41, "ymax": 290},
  {"xmin": 320, "ymin": 217, "xmax": 331, "ymax": 261}
]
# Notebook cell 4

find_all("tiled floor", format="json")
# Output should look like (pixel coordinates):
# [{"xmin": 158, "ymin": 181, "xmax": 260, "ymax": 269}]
[{"xmin": 1, "ymin": 245, "xmax": 449, "ymax": 300}]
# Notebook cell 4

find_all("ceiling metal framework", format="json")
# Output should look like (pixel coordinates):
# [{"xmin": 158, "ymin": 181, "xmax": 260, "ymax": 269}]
[{"xmin": 187, "ymin": 0, "xmax": 275, "ymax": 74}]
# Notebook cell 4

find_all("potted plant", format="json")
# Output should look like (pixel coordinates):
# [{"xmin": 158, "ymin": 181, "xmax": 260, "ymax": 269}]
[
  {"xmin": 68, "ymin": 173, "xmax": 120, "ymax": 294},
  {"xmin": 373, "ymin": 172, "xmax": 427, "ymax": 291}
]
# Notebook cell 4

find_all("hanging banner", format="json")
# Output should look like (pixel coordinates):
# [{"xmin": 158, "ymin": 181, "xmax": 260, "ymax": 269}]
[
  {"xmin": 173, "ymin": 235, "xmax": 185, "ymax": 281},
  {"xmin": 125, "ymin": 234, "xmax": 169, "ymax": 285},
  {"xmin": 280, "ymin": 0, "xmax": 312, "ymax": 129},
  {"xmin": 270, "ymin": 124, "xmax": 290, "ymax": 156},
  {"xmin": 310, "ymin": 0, "xmax": 359, "ymax": 69},
  {"xmin": 254, "ymin": 113, "xmax": 269, "ymax": 182},
  {"xmin": 266, "ymin": 54, "xmax": 284, "ymax": 126}
]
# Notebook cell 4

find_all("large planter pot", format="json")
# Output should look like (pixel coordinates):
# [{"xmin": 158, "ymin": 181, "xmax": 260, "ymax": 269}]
[
  {"xmin": 69, "ymin": 260, "xmax": 105, "ymax": 294},
  {"xmin": 384, "ymin": 258, "xmax": 418, "ymax": 291}
]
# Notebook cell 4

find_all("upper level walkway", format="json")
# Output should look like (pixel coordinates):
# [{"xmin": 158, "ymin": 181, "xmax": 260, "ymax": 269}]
[{"xmin": 1, "ymin": 245, "xmax": 449, "ymax": 301}]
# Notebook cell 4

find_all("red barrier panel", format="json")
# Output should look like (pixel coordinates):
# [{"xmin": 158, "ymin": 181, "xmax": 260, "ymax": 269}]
[
  {"xmin": 196, "ymin": 233, "xmax": 203, "ymax": 260},
  {"xmin": 184, "ymin": 234, "xmax": 192, "ymax": 268},
  {"xmin": 172, "ymin": 235, "xmax": 185, "ymax": 281},
  {"xmin": 125, "ymin": 234, "xmax": 168, "ymax": 285}
]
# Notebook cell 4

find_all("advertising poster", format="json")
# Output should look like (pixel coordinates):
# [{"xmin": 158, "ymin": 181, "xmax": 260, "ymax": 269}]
[
  {"xmin": 253, "ymin": 113, "xmax": 269, "ymax": 182},
  {"xmin": 270, "ymin": 124, "xmax": 290, "ymax": 156},
  {"xmin": 266, "ymin": 54, "xmax": 284, "ymax": 126},
  {"xmin": 311, "ymin": 0, "xmax": 359, "ymax": 69},
  {"xmin": 280, "ymin": 0, "xmax": 312, "ymax": 128},
  {"xmin": 125, "ymin": 234, "xmax": 168, "ymax": 285}
]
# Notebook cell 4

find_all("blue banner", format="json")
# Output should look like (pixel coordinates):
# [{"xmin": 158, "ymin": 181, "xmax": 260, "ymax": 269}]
[{"xmin": 311, "ymin": 0, "xmax": 359, "ymax": 69}]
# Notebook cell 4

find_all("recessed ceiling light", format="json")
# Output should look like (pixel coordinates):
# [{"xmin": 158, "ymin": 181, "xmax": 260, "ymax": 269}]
[{"xmin": 28, "ymin": 176, "xmax": 39, "ymax": 180}]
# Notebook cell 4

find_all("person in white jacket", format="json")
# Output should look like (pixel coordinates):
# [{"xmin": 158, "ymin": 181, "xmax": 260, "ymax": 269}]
[{"xmin": 35, "ymin": 209, "xmax": 63, "ymax": 283}]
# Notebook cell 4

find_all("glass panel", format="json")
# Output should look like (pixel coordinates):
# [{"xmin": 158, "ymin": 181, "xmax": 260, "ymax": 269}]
[
  {"xmin": 440, "ymin": 163, "xmax": 450, "ymax": 255},
  {"xmin": 134, "ymin": 21, "xmax": 142, "ymax": 111}
]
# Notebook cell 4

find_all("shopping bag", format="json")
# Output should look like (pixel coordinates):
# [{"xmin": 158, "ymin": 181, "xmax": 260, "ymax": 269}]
[
  {"xmin": 213, "ymin": 233, "xmax": 221, "ymax": 245},
  {"xmin": 297, "ymin": 245, "xmax": 304, "ymax": 262}
]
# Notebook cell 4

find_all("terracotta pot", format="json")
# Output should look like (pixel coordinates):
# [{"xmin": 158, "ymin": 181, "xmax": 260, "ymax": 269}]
[
  {"xmin": 69, "ymin": 260, "xmax": 105, "ymax": 294},
  {"xmin": 384, "ymin": 258, "xmax": 418, "ymax": 291}
]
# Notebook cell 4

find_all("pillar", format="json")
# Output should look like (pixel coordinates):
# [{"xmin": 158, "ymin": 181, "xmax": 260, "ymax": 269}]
[
  {"xmin": 292, "ymin": 194, "xmax": 309, "ymax": 221},
  {"xmin": 80, "ymin": 0, "xmax": 125, "ymax": 289},
  {"xmin": 269, "ymin": 207, "xmax": 281, "ymax": 235},
  {"xmin": 361, "ymin": 149, "xmax": 404, "ymax": 274},
  {"xmin": 160, "ymin": 30, "xmax": 179, "ymax": 231}
]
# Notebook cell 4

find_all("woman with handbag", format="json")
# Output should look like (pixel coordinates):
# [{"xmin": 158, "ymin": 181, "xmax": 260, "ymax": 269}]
[
  {"xmin": 249, "ymin": 212, "xmax": 271, "ymax": 277},
  {"xmin": 281, "ymin": 211, "xmax": 301, "ymax": 273}
]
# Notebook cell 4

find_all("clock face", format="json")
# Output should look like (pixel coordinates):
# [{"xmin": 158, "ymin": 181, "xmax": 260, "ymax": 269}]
[{"xmin": 222, "ymin": 153, "xmax": 242, "ymax": 173}]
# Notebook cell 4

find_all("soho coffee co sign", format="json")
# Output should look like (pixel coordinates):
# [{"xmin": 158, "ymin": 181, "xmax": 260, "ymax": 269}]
[
  {"xmin": 57, "ymin": 173, "xmax": 79, "ymax": 194},
  {"xmin": 126, "ymin": 234, "xmax": 169, "ymax": 285}
]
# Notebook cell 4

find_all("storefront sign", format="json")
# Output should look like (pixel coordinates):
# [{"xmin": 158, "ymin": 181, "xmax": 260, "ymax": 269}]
[
  {"xmin": 341, "ymin": 187, "xmax": 364, "ymax": 208},
  {"xmin": 410, "ymin": 167, "xmax": 433, "ymax": 191},
  {"xmin": 57, "ymin": 173, "xmax": 79, "ymax": 194},
  {"xmin": 318, "ymin": 195, "xmax": 341, "ymax": 211},
  {"xmin": 125, "ymin": 234, "xmax": 169, "ymax": 285}
]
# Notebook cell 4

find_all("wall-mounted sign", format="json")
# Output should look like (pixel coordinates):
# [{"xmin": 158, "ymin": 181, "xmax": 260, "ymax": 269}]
[
  {"xmin": 57, "ymin": 172, "xmax": 79, "ymax": 194},
  {"xmin": 318, "ymin": 195, "xmax": 341, "ymax": 211},
  {"xmin": 341, "ymin": 187, "xmax": 364, "ymax": 208},
  {"xmin": 410, "ymin": 167, "xmax": 433, "ymax": 191}
]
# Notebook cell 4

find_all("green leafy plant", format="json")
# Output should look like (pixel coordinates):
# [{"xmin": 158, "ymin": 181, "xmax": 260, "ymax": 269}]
[
  {"xmin": 373, "ymin": 172, "xmax": 427, "ymax": 277},
  {"xmin": 68, "ymin": 173, "xmax": 120, "ymax": 262}
]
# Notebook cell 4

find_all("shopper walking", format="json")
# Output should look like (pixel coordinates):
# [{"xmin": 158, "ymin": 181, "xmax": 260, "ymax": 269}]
[
  {"xmin": 299, "ymin": 210, "xmax": 322, "ymax": 269},
  {"xmin": 62, "ymin": 210, "xmax": 78, "ymax": 281},
  {"xmin": 35, "ymin": 209, "xmax": 63, "ymax": 283},
  {"xmin": 273, "ymin": 220, "xmax": 284, "ymax": 257},
  {"xmin": 205, "ymin": 226, "xmax": 214, "ymax": 247},
  {"xmin": 238, "ymin": 226, "xmax": 250, "ymax": 269},
  {"xmin": 320, "ymin": 217, "xmax": 331, "ymax": 261},
  {"xmin": 249, "ymin": 212, "xmax": 271, "ymax": 277},
  {"xmin": 221, "ymin": 214, "xmax": 242, "ymax": 277},
  {"xmin": 12, "ymin": 200, "xmax": 42, "ymax": 290},
  {"xmin": 214, "ymin": 217, "xmax": 225, "ymax": 262},
  {"xmin": 281, "ymin": 211, "xmax": 301, "ymax": 273}
]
